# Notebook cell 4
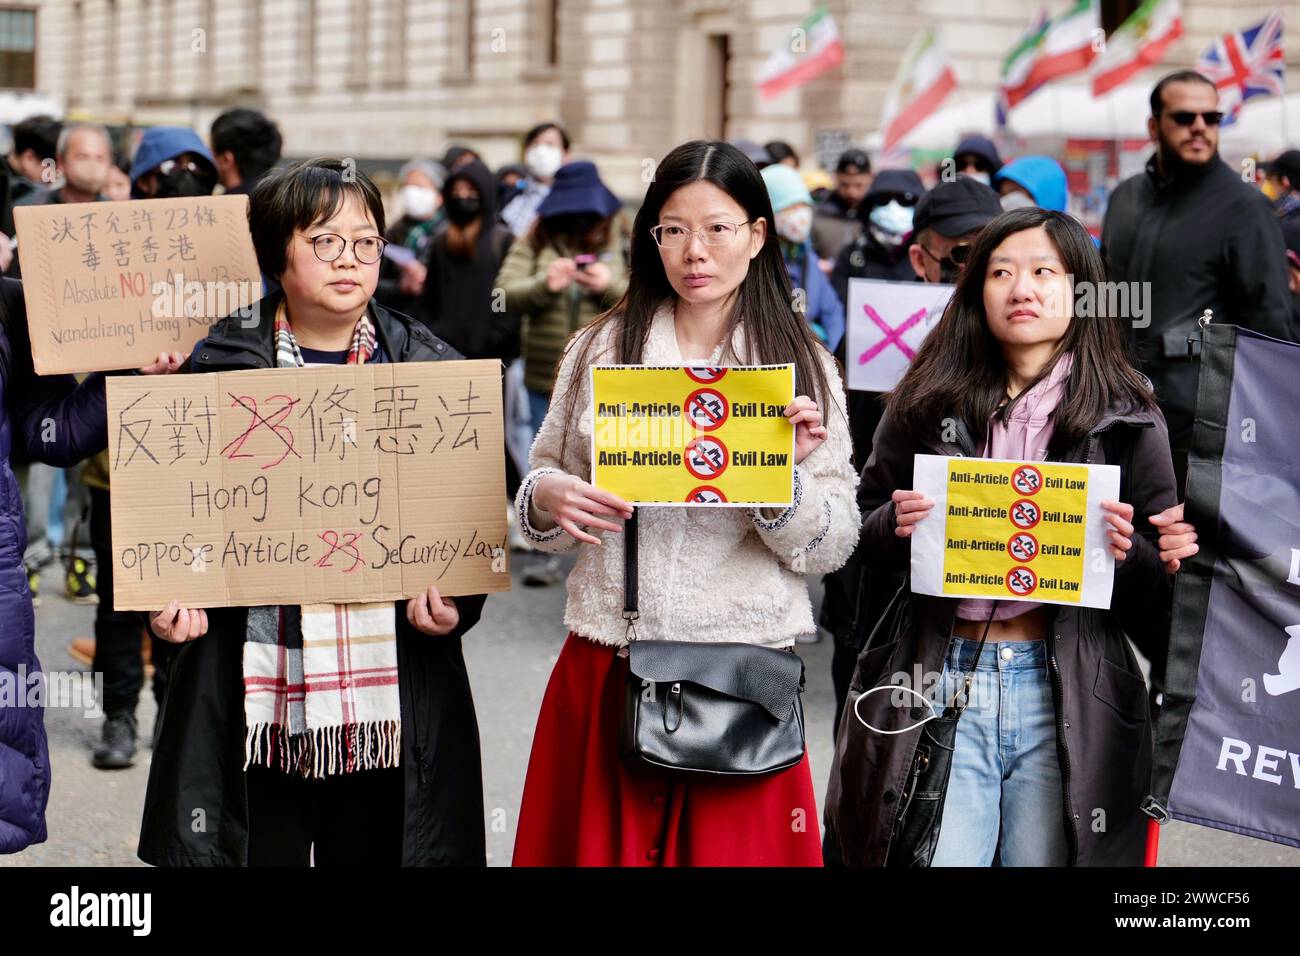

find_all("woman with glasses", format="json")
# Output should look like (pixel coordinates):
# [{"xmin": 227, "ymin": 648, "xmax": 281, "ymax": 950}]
[
  {"xmin": 510, "ymin": 141, "xmax": 860, "ymax": 866},
  {"xmin": 136, "ymin": 159, "xmax": 490, "ymax": 867}
]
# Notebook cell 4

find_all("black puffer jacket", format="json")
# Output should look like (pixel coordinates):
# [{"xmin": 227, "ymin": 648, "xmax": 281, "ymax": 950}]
[
  {"xmin": 825, "ymin": 393, "xmax": 1177, "ymax": 866},
  {"xmin": 137, "ymin": 291, "xmax": 489, "ymax": 866}
]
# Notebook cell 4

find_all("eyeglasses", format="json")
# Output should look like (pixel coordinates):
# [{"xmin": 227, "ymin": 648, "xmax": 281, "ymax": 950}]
[
  {"xmin": 650, "ymin": 220, "xmax": 752, "ymax": 248},
  {"xmin": 307, "ymin": 233, "xmax": 387, "ymax": 264},
  {"xmin": 919, "ymin": 241, "xmax": 972, "ymax": 265},
  {"xmin": 1157, "ymin": 110, "xmax": 1224, "ymax": 127},
  {"xmin": 155, "ymin": 158, "xmax": 209, "ymax": 178}
]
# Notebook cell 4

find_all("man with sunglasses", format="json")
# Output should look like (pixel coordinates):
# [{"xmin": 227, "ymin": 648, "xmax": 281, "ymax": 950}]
[
  {"xmin": 1102, "ymin": 70, "xmax": 1295, "ymax": 495},
  {"xmin": 1103, "ymin": 70, "xmax": 1297, "ymax": 719}
]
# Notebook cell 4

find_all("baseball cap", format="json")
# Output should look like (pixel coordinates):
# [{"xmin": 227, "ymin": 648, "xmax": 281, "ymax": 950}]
[{"xmin": 912, "ymin": 177, "xmax": 1003, "ymax": 238}]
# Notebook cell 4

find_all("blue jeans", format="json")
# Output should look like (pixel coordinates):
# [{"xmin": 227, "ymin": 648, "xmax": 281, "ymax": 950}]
[
  {"xmin": 525, "ymin": 388, "xmax": 551, "ymax": 451},
  {"xmin": 929, "ymin": 637, "xmax": 1069, "ymax": 867}
]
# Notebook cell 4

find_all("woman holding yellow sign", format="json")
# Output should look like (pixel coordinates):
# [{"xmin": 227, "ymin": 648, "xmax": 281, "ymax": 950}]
[
  {"xmin": 512, "ymin": 140, "xmax": 860, "ymax": 866},
  {"xmin": 826, "ymin": 207, "xmax": 1178, "ymax": 868}
]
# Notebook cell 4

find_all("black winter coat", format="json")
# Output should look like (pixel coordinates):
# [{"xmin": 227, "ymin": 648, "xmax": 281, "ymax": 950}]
[
  {"xmin": 136, "ymin": 291, "xmax": 489, "ymax": 866},
  {"xmin": 1101, "ymin": 155, "xmax": 1297, "ymax": 479},
  {"xmin": 825, "ymin": 393, "xmax": 1178, "ymax": 866}
]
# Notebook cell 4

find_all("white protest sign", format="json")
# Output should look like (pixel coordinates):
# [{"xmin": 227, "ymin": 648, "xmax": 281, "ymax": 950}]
[
  {"xmin": 845, "ymin": 278, "xmax": 953, "ymax": 392},
  {"xmin": 909, "ymin": 454, "xmax": 1121, "ymax": 609}
]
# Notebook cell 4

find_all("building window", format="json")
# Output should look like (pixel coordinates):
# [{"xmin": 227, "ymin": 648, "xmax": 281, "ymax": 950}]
[
  {"xmin": 295, "ymin": 0, "xmax": 316, "ymax": 90},
  {"xmin": 528, "ymin": 0, "xmax": 558, "ymax": 71},
  {"xmin": 0, "ymin": 6, "xmax": 36, "ymax": 89},
  {"xmin": 381, "ymin": 0, "xmax": 406, "ymax": 87},
  {"xmin": 446, "ymin": 0, "xmax": 474, "ymax": 80}
]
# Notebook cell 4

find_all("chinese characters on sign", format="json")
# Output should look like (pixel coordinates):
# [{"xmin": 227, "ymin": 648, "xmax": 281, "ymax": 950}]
[
  {"xmin": 107, "ymin": 361, "xmax": 510, "ymax": 610},
  {"xmin": 15, "ymin": 196, "xmax": 262, "ymax": 374}
]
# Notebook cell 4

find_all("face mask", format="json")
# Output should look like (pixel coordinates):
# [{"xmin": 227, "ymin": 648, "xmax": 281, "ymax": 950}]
[
  {"xmin": 775, "ymin": 206, "xmax": 813, "ymax": 244},
  {"xmin": 525, "ymin": 143, "xmax": 564, "ymax": 181},
  {"xmin": 963, "ymin": 171, "xmax": 991, "ymax": 186},
  {"xmin": 1000, "ymin": 190, "xmax": 1036, "ymax": 211},
  {"xmin": 444, "ymin": 194, "xmax": 482, "ymax": 225},
  {"xmin": 868, "ymin": 200, "xmax": 914, "ymax": 237},
  {"xmin": 153, "ymin": 169, "xmax": 212, "ymax": 198},
  {"xmin": 400, "ymin": 184, "xmax": 438, "ymax": 220},
  {"xmin": 868, "ymin": 224, "xmax": 908, "ymax": 252}
]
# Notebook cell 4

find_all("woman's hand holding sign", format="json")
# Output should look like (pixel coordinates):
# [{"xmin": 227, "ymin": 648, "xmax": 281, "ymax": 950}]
[
  {"xmin": 150, "ymin": 601, "xmax": 209, "ymax": 642},
  {"xmin": 1101, "ymin": 500, "xmax": 1136, "ymax": 561},
  {"xmin": 406, "ymin": 584, "xmax": 459, "ymax": 636},
  {"xmin": 534, "ymin": 472, "xmax": 634, "ymax": 546},
  {"xmin": 892, "ymin": 489, "xmax": 935, "ymax": 538},
  {"xmin": 786, "ymin": 396, "xmax": 826, "ymax": 465},
  {"xmin": 137, "ymin": 351, "xmax": 186, "ymax": 376}
]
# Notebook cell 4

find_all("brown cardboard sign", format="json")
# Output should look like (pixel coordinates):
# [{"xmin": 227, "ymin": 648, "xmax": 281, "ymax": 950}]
[
  {"xmin": 15, "ymin": 195, "xmax": 261, "ymax": 374},
  {"xmin": 106, "ymin": 360, "xmax": 510, "ymax": 610}
]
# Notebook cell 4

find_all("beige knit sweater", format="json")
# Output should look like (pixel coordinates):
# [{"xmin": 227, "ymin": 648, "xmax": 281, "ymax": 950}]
[{"xmin": 516, "ymin": 300, "xmax": 861, "ymax": 648}]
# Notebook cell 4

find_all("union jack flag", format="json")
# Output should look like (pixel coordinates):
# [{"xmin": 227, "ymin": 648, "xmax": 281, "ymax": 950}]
[{"xmin": 1195, "ymin": 10, "xmax": 1285, "ymax": 125}]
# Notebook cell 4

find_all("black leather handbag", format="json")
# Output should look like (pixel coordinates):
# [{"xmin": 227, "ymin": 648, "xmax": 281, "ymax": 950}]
[{"xmin": 618, "ymin": 510, "xmax": 807, "ymax": 777}]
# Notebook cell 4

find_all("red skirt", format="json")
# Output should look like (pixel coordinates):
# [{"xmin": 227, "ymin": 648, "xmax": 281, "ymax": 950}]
[{"xmin": 512, "ymin": 632, "xmax": 823, "ymax": 867}]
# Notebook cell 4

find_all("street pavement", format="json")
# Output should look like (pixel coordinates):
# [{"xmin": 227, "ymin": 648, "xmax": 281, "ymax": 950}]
[{"xmin": 4, "ymin": 555, "xmax": 1298, "ymax": 867}]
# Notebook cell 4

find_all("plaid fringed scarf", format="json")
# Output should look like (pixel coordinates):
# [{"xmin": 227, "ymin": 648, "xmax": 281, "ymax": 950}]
[{"xmin": 243, "ymin": 301, "xmax": 401, "ymax": 778}]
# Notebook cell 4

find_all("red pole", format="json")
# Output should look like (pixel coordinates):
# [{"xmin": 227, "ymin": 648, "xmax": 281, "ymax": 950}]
[{"xmin": 1144, "ymin": 817, "xmax": 1161, "ymax": 867}]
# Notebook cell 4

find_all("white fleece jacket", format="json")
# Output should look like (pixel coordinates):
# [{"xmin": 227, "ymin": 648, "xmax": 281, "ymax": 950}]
[{"xmin": 516, "ymin": 301, "xmax": 861, "ymax": 649}]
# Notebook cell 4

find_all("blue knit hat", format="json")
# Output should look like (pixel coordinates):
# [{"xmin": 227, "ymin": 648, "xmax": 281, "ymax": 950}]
[{"xmin": 761, "ymin": 163, "xmax": 813, "ymax": 213}]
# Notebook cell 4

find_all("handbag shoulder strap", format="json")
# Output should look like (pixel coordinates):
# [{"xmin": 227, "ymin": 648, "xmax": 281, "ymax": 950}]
[{"xmin": 623, "ymin": 508, "xmax": 639, "ymax": 641}]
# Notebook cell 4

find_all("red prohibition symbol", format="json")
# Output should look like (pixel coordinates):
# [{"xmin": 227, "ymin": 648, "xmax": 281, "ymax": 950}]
[
  {"xmin": 684, "ymin": 436, "xmax": 729, "ymax": 480},
  {"xmin": 686, "ymin": 485, "xmax": 727, "ymax": 504},
  {"xmin": 1009, "ymin": 498, "xmax": 1042, "ymax": 530},
  {"xmin": 1011, "ymin": 464, "xmax": 1043, "ymax": 496},
  {"xmin": 684, "ymin": 387, "xmax": 729, "ymax": 431},
  {"xmin": 1005, "ymin": 565, "xmax": 1038, "ymax": 596},
  {"xmin": 685, "ymin": 366, "xmax": 727, "ymax": 384},
  {"xmin": 1007, "ymin": 531, "xmax": 1039, "ymax": 562}
]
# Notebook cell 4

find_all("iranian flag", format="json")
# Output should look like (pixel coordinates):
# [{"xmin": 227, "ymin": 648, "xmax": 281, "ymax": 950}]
[
  {"xmin": 757, "ymin": 7, "xmax": 845, "ymax": 100},
  {"xmin": 881, "ymin": 28, "xmax": 959, "ymax": 152},
  {"xmin": 998, "ymin": 0, "xmax": 1101, "ymax": 124},
  {"xmin": 1092, "ymin": 0, "xmax": 1183, "ymax": 95}
]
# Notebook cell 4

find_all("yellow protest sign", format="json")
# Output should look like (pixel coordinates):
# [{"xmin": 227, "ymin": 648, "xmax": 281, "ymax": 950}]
[
  {"xmin": 590, "ymin": 365, "xmax": 794, "ymax": 506},
  {"xmin": 909, "ymin": 454, "xmax": 1121, "ymax": 608}
]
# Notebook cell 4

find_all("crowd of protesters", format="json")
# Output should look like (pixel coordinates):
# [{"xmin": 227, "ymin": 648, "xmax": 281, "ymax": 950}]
[{"xmin": 0, "ymin": 65, "xmax": 1293, "ymax": 867}]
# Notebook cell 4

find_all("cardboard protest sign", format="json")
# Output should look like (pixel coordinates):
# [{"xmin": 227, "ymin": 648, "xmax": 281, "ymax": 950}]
[
  {"xmin": 909, "ymin": 454, "xmax": 1120, "ymax": 608},
  {"xmin": 106, "ymin": 360, "xmax": 509, "ymax": 610},
  {"xmin": 845, "ymin": 278, "xmax": 953, "ymax": 392},
  {"xmin": 15, "ymin": 196, "xmax": 261, "ymax": 374},
  {"xmin": 591, "ymin": 365, "xmax": 794, "ymax": 506}
]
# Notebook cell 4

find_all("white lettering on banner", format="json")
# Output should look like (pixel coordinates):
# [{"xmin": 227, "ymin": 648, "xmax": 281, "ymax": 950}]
[{"xmin": 1215, "ymin": 736, "xmax": 1300, "ymax": 787}]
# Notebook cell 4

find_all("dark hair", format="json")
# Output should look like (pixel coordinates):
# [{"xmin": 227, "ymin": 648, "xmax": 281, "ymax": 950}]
[
  {"xmin": 523, "ymin": 122, "xmax": 570, "ymax": 152},
  {"xmin": 211, "ymin": 108, "xmax": 283, "ymax": 181},
  {"xmin": 529, "ymin": 211, "xmax": 611, "ymax": 256},
  {"xmin": 887, "ymin": 207, "xmax": 1155, "ymax": 448},
  {"xmin": 247, "ymin": 158, "xmax": 385, "ymax": 279},
  {"xmin": 112, "ymin": 149, "xmax": 131, "ymax": 175},
  {"xmin": 1150, "ymin": 70, "xmax": 1217, "ymax": 116},
  {"xmin": 13, "ymin": 115, "xmax": 60, "ymax": 161},
  {"xmin": 558, "ymin": 140, "xmax": 834, "ymax": 455},
  {"xmin": 765, "ymin": 140, "xmax": 799, "ymax": 166}
]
